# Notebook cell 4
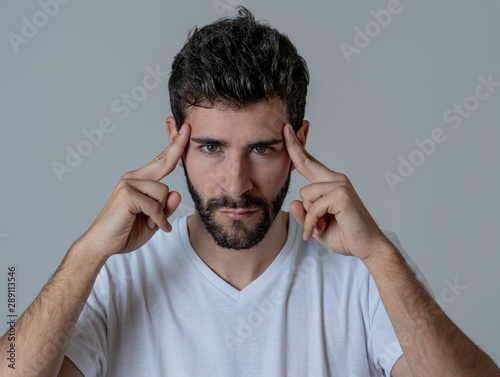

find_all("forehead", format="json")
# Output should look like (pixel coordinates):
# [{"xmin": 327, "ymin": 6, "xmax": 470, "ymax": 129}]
[{"xmin": 185, "ymin": 99, "xmax": 288, "ymax": 141}]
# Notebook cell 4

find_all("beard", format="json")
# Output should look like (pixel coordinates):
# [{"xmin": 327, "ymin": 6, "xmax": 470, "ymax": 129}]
[{"xmin": 183, "ymin": 164, "xmax": 291, "ymax": 250}]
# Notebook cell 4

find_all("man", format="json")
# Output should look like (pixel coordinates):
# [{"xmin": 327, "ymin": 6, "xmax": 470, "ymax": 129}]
[{"xmin": 1, "ymin": 7, "xmax": 499, "ymax": 377}]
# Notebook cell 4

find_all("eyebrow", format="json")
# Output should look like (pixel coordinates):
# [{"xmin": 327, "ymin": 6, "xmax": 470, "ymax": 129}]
[
  {"xmin": 191, "ymin": 138, "xmax": 228, "ymax": 147},
  {"xmin": 190, "ymin": 137, "xmax": 283, "ymax": 148}
]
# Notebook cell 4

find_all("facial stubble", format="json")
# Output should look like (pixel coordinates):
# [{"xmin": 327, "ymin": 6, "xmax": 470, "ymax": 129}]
[{"xmin": 183, "ymin": 163, "xmax": 292, "ymax": 250}]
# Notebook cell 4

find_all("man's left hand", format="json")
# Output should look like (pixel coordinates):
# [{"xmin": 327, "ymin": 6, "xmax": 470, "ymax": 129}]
[{"xmin": 283, "ymin": 123, "xmax": 389, "ymax": 261}]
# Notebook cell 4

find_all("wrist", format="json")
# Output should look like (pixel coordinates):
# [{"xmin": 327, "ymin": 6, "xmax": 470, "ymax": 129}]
[
  {"xmin": 69, "ymin": 236, "xmax": 110, "ymax": 268},
  {"xmin": 361, "ymin": 237, "xmax": 402, "ymax": 272}
]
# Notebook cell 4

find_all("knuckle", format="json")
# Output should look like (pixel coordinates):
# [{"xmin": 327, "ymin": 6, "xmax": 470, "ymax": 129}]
[
  {"xmin": 155, "ymin": 152, "xmax": 167, "ymax": 163},
  {"xmin": 302, "ymin": 199, "xmax": 311, "ymax": 211},
  {"xmin": 155, "ymin": 148, "xmax": 171, "ymax": 163},
  {"xmin": 161, "ymin": 180, "xmax": 170, "ymax": 188},
  {"xmin": 333, "ymin": 186, "xmax": 352, "ymax": 201},
  {"xmin": 122, "ymin": 171, "xmax": 134, "ymax": 180},
  {"xmin": 309, "ymin": 202, "xmax": 317, "ymax": 213},
  {"xmin": 160, "ymin": 183, "xmax": 170, "ymax": 196},
  {"xmin": 160, "ymin": 184, "xmax": 170, "ymax": 201},
  {"xmin": 152, "ymin": 201, "xmax": 164, "ymax": 215},
  {"xmin": 116, "ymin": 176, "xmax": 129, "ymax": 187},
  {"xmin": 338, "ymin": 173, "xmax": 349, "ymax": 183},
  {"xmin": 116, "ymin": 184, "xmax": 134, "ymax": 198},
  {"xmin": 145, "ymin": 199, "xmax": 163, "ymax": 217},
  {"xmin": 306, "ymin": 200, "xmax": 317, "ymax": 215}
]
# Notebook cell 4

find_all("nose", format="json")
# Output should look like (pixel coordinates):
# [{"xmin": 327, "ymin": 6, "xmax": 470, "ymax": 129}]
[{"xmin": 217, "ymin": 156, "xmax": 253, "ymax": 198}]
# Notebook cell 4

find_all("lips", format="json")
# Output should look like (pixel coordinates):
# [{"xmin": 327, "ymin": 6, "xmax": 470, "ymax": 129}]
[
  {"xmin": 218, "ymin": 209, "xmax": 258, "ymax": 219},
  {"xmin": 221, "ymin": 209, "xmax": 257, "ymax": 214}
]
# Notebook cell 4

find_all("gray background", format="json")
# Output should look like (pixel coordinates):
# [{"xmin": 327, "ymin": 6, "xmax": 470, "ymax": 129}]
[{"xmin": 1, "ymin": 0, "xmax": 499, "ymax": 365}]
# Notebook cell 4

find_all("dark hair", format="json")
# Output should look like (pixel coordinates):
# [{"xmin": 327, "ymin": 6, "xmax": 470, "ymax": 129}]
[{"xmin": 168, "ymin": 6, "xmax": 309, "ymax": 132}]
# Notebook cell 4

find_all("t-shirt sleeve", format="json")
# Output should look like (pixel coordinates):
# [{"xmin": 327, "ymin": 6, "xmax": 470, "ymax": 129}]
[
  {"xmin": 365, "ymin": 230, "xmax": 415, "ymax": 376},
  {"xmin": 366, "ymin": 289, "xmax": 404, "ymax": 376},
  {"xmin": 65, "ymin": 267, "xmax": 110, "ymax": 377},
  {"xmin": 366, "ymin": 230, "xmax": 431, "ymax": 376}
]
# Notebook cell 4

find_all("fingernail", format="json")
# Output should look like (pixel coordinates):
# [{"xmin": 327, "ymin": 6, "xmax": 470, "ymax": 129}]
[{"xmin": 179, "ymin": 124, "xmax": 185, "ymax": 135}]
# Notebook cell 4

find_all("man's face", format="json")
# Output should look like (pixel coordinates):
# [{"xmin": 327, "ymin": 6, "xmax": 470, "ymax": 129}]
[
  {"xmin": 184, "ymin": 162, "xmax": 291, "ymax": 250},
  {"xmin": 173, "ymin": 100, "xmax": 299, "ymax": 250}
]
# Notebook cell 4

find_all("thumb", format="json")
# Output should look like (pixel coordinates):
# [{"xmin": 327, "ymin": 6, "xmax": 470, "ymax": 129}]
[
  {"xmin": 290, "ymin": 200, "xmax": 307, "ymax": 227},
  {"xmin": 164, "ymin": 191, "xmax": 182, "ymax": 218},
  {"xmin": 152, "ymin": 191, "xmax": 182, "ymax": 232}
]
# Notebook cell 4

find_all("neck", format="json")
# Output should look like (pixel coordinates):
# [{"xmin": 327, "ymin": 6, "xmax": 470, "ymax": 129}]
[{"xmin": 187, "ymin": 210, "xmax": 289, "ymax": 291}]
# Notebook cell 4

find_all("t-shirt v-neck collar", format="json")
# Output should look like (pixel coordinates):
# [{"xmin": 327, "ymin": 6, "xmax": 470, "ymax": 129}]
[{"xmin": 179, "ymin": 214, "xmax": 298, "ymax": 302}]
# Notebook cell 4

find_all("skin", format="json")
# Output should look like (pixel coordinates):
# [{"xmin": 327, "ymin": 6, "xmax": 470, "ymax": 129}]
[
  {"xmin": 1, "ymin": 99, "xmax": 499, "ymax": 376},
  {"xmin": 0, "ymin": 121, "xmax": 192, "ymax": 377},
  {"xmin": 166, "ymin": 99, "xmax": 308, "ymax": 289}
]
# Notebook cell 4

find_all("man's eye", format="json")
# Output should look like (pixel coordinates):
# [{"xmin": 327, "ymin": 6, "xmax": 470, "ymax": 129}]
[
  {"xmin": 202, "ymin": 145, "xmax": 219, "ymax": 153},
  {"xmin": 254, "ymin": 145, "xmax": 268, "ymax": 154}
]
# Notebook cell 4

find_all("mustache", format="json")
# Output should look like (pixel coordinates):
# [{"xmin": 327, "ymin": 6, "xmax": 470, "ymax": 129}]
[{"xmin": 205, "ymin": 194, "xmax": 269, "ymax": 212}]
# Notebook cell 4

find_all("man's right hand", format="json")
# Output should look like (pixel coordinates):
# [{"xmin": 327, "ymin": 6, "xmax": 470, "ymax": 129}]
[{"xmin": 79, "ymin": 123, "xmax": 191, "ymax": 259}]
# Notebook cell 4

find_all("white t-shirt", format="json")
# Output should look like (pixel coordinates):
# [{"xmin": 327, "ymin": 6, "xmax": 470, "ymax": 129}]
[{"xmin": 65, "ymin": 214, "xmax": 406, "ymax": 376}]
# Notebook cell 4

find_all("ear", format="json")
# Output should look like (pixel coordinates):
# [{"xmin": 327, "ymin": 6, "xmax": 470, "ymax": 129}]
[
  {"xmin": 166, "ymin": 116, "xmax": 184, "ymax": 168},
  {"xmin": 296, "ymin": 120, "xmax": 310, "ymax": 148},
  {"xmin": 166, "ymin": 116, "xmax": 178, "ymax": 143}
]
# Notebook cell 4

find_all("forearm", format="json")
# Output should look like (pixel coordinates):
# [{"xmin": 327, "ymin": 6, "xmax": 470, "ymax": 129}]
[
  {"xmin": 364, "ymin": 240, "xmax": 500, "ymax": 377},
  {"xmin": 0, "ymin": 240, "xmax": 108, "ymax": 376}
]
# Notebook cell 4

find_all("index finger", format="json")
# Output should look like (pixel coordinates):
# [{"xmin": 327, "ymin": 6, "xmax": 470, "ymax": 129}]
[
  {"xmin": 283, "ymin": 123, "xmax": 333, "ymax": 183},
  {"xmin": 128, "ymin": 123, "xmax": 191, "ymax": 181}
]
